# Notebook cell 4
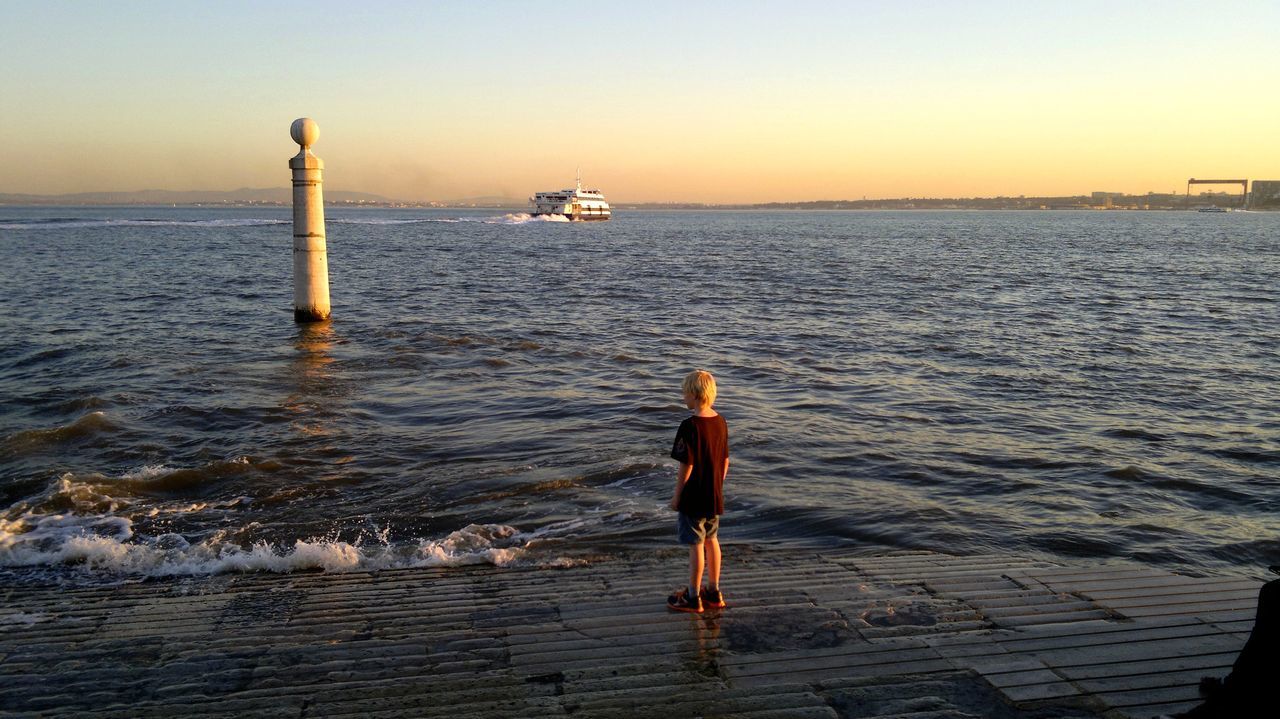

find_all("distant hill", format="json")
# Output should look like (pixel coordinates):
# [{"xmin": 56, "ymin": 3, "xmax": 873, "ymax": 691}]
[
  {"xmin": 0, "ymin": 187, "xmax": 402, "ymax": 205},
  {"xmin": 447, "ymin": 195, "xmax": 527, "ymax": 207}
]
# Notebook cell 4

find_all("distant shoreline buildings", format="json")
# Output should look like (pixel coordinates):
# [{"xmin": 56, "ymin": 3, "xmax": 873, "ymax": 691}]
[{"xmin": 617, "ymin": 184, "xmax": 1280, "ymax": 211}]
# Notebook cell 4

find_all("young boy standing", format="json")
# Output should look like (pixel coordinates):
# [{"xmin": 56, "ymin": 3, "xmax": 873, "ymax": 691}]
[{"xmin": 667, "ymin": 369, "xmax": 730, "ymax": 613}]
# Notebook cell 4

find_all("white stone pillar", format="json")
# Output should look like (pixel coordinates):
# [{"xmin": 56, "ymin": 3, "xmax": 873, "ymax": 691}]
[{"xmin": 289, "ymin": 117, "xmax": 331, "ymax": 322}]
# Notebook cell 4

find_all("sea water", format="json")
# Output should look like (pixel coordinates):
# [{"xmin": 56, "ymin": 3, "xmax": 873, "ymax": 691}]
[{"xmin": 1, "ymin": 207, "xmax": 1276, "ymax": 582}]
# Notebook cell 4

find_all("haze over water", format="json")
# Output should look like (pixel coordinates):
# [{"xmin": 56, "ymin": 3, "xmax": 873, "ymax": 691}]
[{"xmin": 1, "ymin": 207, "xmax": 1276, "ymax": 583}]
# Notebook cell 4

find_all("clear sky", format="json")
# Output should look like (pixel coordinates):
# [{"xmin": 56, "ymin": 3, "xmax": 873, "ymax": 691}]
[{"xmin": 1, "ymin": 1, "xmax": 1276, "ymax": 203}]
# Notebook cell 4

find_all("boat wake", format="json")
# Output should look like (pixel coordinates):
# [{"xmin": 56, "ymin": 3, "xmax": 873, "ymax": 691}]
[
  {"xmin": 489, "ymin": 213, "xmax": 570, "ymax": 224},
  {"xmin": 331, "ymin": 213, "xmax": 569, "ymax": 226}
]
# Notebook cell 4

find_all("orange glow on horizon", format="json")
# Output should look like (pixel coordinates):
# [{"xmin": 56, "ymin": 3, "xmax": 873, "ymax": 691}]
[{"xmin": 1, "ymin": 3, "xmax": 1276, "ymax": 204}]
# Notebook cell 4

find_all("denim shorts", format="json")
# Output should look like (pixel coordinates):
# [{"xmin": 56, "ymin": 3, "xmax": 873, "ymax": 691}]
[{"xmin": 677, "ymin": 513, "xmax": 720, "ymax": 545}]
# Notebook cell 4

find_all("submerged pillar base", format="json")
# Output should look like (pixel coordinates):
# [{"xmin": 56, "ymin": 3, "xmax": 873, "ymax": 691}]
[{"xmin": 294, "ymin": 307, "xmax": 331, "ymax": 323}]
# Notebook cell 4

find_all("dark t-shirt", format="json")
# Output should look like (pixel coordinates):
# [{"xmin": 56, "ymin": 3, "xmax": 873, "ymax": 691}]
[{"xmin": 670, "ymin": 414, "xmax": 729, "ymax": 518}]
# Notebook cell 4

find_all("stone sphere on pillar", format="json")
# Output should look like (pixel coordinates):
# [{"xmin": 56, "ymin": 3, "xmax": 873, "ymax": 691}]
[{"xmin": 290, "ymin": 118, "xmax": 320, "ymax": 149}]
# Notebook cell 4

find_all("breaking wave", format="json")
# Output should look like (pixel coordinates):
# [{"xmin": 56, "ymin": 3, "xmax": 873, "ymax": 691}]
[
  {"xmin": 2, "ymin": 412, "xmax": 118, "ymax": 455},
  {"xmin": 0, "ymin": 468, "xmax": 585, "ymax": 577},
  {"xmin": 0, "ymin": 512, "xmax": 556, "ymax": 576}
]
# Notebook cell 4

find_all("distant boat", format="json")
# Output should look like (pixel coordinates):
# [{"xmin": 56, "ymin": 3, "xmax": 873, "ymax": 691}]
[
  {"xmin": 1196, "ymin": 206, "xmax": 1228, "ymax": 213},
  {"xmin": 530, "ymin": 172, "xmax": 611, "ymax": 222}
]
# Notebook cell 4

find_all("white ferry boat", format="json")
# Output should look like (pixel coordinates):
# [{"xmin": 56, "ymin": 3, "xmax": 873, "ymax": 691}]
[{"xmin": 530, "ymin": 173, "xmax": 611, "ymax": 221}]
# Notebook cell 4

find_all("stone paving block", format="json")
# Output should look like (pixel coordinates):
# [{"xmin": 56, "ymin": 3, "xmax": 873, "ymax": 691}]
[
  {"xmin": 1028, "ymin": 633, "xmax": 1244, "ymax": 668},
  {"xmin": 1001, "ymin": 681, "xmax": 1084, "ymax": 703},
  {"xmin": 1091, "ymin": 683, "xmax": 1202, "ymax": 711},
  {"xmin": 0, "ymin": 549, "xmax": 1259, "ymax": 719}
]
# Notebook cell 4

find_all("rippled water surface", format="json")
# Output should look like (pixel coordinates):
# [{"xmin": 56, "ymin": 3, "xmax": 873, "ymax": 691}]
[{"xmin": 1, "ymin": 207, "xmax": 1277, "ymax": 581}]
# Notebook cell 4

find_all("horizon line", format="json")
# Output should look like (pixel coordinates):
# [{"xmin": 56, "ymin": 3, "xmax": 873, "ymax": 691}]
[{"xmin": 0, "ymin": 185, "xmax": 1254, "ymax": 207}]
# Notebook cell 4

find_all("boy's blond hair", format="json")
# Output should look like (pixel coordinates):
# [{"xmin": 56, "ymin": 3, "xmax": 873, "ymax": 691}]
[{"xmin": 682, "ymin": 369, "xmax": 717, "ymax": 407}]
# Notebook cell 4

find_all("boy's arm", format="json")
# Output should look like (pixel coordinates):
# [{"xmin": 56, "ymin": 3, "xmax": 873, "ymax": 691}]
[{"xmin": 670, "ymin": 462, "xmax": 693, "ymax": 511}]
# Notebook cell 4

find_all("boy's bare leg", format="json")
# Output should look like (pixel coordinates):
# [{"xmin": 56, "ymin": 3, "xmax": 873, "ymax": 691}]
[
  {"xmin": 688, "ymin": 542, "xmax": 705, "ymax": 595},
  {"xmin": 705, "ymin": 536, "xmax": 722, "ymax": 591}
]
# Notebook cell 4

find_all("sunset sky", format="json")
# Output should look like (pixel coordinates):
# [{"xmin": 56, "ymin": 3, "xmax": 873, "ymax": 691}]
[{"xmin": 1, "ymin": 1, "xmax": 1276, "ymax": 203}]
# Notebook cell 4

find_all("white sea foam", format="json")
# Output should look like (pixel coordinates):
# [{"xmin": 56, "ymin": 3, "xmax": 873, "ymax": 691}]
[
  {"xmin": 0, "ymin": 517, "xmax": 545, "ymax": 577},
  {"xmin": 144, "ymin": 503, "xmax": 208, "ymax": 517},
  {"xmin": 494, "ymin": 212, "xmax": 570, "ymax": 224},
  {"xmin": 43, "ymin": 473, "xmax": 131, "ymax": 514},
  {"xmin": 0, "ymin": 468, "xmax": 604, "ymax": 579},
  {"xmin": 0, "ymin": 511, "xmax": 136, "ymax": 571},
  {"xmin": 121, "ymin": 464, "xmax": 171, "ymax": 481},
  {"xmin": 415, "ymin": 213, "xmax": 572, "ymax": 225},
  {"xmin": 327, "ymin": 213, "xmax": 569, "ymax": 226},
  {"xmin": 412, "ymin": 524, "xmax": 523, "ymax": 567}
]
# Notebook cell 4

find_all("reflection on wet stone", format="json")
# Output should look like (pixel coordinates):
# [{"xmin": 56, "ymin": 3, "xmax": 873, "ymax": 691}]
[
  {"xmin": 821, "ymin": 670, "xmax": 1103, "ymax": 719},
  {"xmin": 218, "ymin": 588, "xmax": 302, "ymax": 628},
  {"xmin": 471, "ymin": 603, "xmax": 558, "ymax": 630},
  {"xmin": 858, "ymin": 602, "xmax": 939, "ymax": 628},
  {"xmin": 723, "ymin": 605, "xmax": 859, "ymax": 654}
]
